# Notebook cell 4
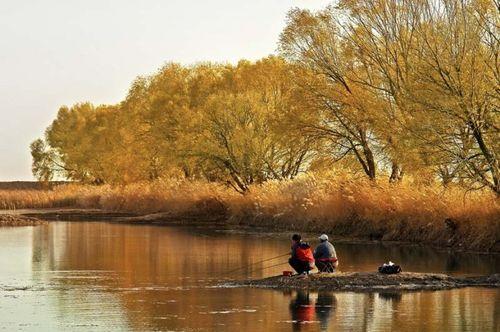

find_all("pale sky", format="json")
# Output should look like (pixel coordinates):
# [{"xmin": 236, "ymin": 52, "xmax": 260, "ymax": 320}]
[{"xmin": 0, "ymin": 0, "xmax": 331, "ymax": 181}]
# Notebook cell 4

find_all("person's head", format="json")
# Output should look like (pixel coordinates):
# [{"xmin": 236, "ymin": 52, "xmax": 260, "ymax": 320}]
[
  {"xmin": 319, "ymin": 234, "xmax": 329, "ymax": 242},
  {"xmin": 291, "ymin": 234, "xmax": 301, "ymax": 244}
]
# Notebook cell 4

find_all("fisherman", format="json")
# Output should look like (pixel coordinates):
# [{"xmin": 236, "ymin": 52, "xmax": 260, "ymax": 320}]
[
  {"xmin": 288, "ymin": 234, "xmax": 315, "ymax": 275},
  {"xmin": 314, "ymin": 234, "xmax": 338, "ymax": 273}
]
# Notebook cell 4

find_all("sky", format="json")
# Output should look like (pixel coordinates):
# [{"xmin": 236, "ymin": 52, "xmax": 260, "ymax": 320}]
[{"xmin": 0, "ymin": 0, "xmax": 332, "ymax": 181}]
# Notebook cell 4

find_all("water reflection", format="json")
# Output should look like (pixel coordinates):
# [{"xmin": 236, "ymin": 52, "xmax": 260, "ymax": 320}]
[
  {"xmin": 30, "ymin": 223, "xmax": 500, "ymax": 279},
  {"xmin": 289, "ymin": 291, "xmax": 314, "ymax": 330},
  {"xmin": 315, "ymin": 292, "xmax": 336, "ymax": 331},
  {"xmin": 282, "ymin": 289, "xmax": 500, "ymax": 331},
  {"xmin": 0, "ymin": 222, "xmax": 498, "ymax": 331},
  {"xmin": 377, "ymin": 291, "xmax": 402, "ymax": 302},
  {"xmin": 287, "ymin": 290, "xmax": 338, "ymax": 331},
  {"xmin": 331, "ymin": 241, "xmax": 500, "ymax": 276}
]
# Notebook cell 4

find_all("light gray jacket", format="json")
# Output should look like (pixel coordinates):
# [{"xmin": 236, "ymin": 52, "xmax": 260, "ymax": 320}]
[{"xmin": 313, "ymin": 241, "xmax": 337, "ymax": 260}]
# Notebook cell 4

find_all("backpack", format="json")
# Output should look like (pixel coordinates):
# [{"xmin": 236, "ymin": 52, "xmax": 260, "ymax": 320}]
[
  {"xmin": 378, "ymin": 264, "xmax": 402, "ymax": 274},
  {"xmin": 296, "ymin": 242, "xmax": 314, "ymax": 263}
]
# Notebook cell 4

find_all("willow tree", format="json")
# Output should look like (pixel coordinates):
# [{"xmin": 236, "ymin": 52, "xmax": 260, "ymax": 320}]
[
  {"xmin": 30, "ymin": 138, "xmax": 60, "ymax": 182},
  {"xmin": 187, "ymin": 57, "xmax": 314, "ymax": 192},
  {"xmin": 337, "ymin": 0, "xmax": 499, "ymax": 191},
  {"xmin": 280, "ymin": 0, "xmax": 499, "ymax": 191},
  {"xmin": 118, "ymin": 63, "xmax": 192, "ymax": 182},
  {"xmin": 233, "ymin": 57, "xmax": 315, "ymax": 181},
  {"xmin": 280, "ymin": 8, "xmax": 387, "ymax": 180},
  {"xmin": 39, "ymin": 103, "xmax": 117, "ymax": 183},
  {"xmin": 410, "ymin": 0, "xmax": 499, "ymax": 192}
]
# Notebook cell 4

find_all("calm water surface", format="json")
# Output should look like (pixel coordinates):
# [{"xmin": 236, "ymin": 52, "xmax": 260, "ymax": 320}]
[{"xmin": 0, "ymin": 222, "xmax": 498, "ymax": 331}]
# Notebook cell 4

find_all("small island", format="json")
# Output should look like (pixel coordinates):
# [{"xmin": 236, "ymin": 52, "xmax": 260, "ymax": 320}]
[{"xmin": 228, "ymin": 272, "xmax": 500, "ymax": 292}]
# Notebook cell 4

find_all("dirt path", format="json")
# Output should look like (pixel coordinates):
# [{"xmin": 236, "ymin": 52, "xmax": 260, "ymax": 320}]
[{"xmin": 227, "ymin": 272, "xmax": 500, "ymax": 291}]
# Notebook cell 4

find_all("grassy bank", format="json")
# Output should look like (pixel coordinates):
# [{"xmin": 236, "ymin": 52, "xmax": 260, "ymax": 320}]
[{"xmin": 1, "ymin": 175, "xmax": 498, "ymax": 252}]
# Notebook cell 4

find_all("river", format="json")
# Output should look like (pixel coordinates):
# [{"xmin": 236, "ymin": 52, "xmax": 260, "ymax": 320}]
[{"xmin": 0, "ymin": 222, "xmax": 498, "ymax": 331}]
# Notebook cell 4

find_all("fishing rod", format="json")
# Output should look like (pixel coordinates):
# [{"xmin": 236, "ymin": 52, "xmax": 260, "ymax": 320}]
[
  {"xmin": 228, "ymin": 260, "xmax": 292, "ymax": 279},
  {"xmin": 224, "ymin": 236, "xmax": 324, "ymax": 277},
  {"xmin": 247, "ymin": 260, "xmax": 290, "ymax": 275},
  {"xmin": 224, "ymin": 252, "xmax": 290, "ymax": 276}
]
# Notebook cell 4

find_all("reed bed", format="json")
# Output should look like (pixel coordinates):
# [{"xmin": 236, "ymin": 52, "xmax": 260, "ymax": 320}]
[
  {"xmin": 1, "ymin": 175, "xmax": 498, "ymax": 251},
  {"xmin": 0, "ymin": 185, "xmax": 80, "ymax": 210},
  {"xmin": 228, "ymin": 174, "xmax": 499, "ymax": 251}
]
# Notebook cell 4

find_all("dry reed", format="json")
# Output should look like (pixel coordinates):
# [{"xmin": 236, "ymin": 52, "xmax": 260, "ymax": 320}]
[{"xmin": 0, "ymin": 175, "xmax": 498, "ymax": 251}]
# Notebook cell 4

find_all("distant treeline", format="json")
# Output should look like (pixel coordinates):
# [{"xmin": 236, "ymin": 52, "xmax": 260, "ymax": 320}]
[
  {"xmin": 31, "ymin": 0, "xmax": 499, "ymax": 194},
  {"xmin": 0, "ymin": 181, "xmax": 70, "ymax": 191}
]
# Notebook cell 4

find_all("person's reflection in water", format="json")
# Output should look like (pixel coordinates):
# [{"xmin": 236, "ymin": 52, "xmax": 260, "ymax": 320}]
[
  {"xmin": 315, "ymin": 291, "xmax": 336, "ymax": 331},
  {"xmin": 378, "ymin": 292, "xmax": 402, "ymax": 302},
  {"xmin": 289, "ymin": 290, "xmax": 314, "ymax": 331}
]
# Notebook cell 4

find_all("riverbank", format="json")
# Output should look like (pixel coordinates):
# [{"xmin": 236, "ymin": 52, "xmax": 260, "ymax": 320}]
[
  {"xmin": 3, "ymin": 207, "xmax": 497, "ymax": 255},
  {"xmin": 1, "ymin": 176, "xmax": 499, "ymax": 252},
  {"xmin": 0, "ymin": 214, "xmax": 47, "ymax": 227},
  {"xmin": 228, "ymin": 272, "xmax": 500, "ymax": 292}
]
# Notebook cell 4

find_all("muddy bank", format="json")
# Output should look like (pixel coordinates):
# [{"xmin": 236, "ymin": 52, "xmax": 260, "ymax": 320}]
[
  {"xmin": 227, "ymin": 272, "xmax": 500, "ymax": 292},
  {"xmin": 19, "ymin": 209, "xmax": 137, "ymax": 221},
  {"xmin": 18, "ymin": 208, "xmax": 227, "ymax": 226},
  {"xmin": 0, "ymin": 215, "xmax": 46, "ymax": 227}
]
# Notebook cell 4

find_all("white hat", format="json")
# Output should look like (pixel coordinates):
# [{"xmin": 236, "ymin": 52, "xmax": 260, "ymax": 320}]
[{"xmin": 319, "ymin": 234, "xmax": 328, "ymax": 241}]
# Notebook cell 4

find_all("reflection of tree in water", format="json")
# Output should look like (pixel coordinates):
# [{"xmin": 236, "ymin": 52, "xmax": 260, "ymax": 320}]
[
  {"xmin": 315, "ymin": 291, "xmax": 336, "ymax": 332},
  {"xmin": 335, "ymin": 242, "xmax": 499, "ymax": 275},
  {"xmin": 36, "ymin": 222, "xmax": 291, "ymax": 331},
  {"xmin": 25, "ymin": 223, "xmax": 500, "ymax": 331}
]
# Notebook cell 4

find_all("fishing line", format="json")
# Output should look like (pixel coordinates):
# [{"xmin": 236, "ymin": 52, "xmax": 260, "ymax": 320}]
[
  {"xmin": 224, "ymin": 252, "xmax": 290, "ymax": 276},
  {"xmin": 247, "ymin": 261, "xmax": 290, "ymax": 274}
]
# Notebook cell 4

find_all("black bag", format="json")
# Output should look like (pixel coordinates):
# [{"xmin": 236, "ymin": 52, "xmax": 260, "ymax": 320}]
[{"xmin": 378, "ymin": 264, "xmax": 402, "ymax": 274}]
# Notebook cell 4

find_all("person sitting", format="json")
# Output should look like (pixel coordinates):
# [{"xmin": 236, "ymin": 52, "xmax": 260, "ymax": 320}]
[
  {"xmin": 288, "ymin": 234, "xmax": 315, "ymax": 275},
  {"xmin": 314, "ymin": 234, "xmax": 338, "ymax": 273}
]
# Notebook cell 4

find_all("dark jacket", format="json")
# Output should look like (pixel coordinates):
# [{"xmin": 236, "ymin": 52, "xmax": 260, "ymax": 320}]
[
  {"xmin": 313, "ymin": 241, "xmax": 337, "ymax": 260},
  {"xmin": 291, "ymin": 242, "xmax": 301, "ymax": 259}
]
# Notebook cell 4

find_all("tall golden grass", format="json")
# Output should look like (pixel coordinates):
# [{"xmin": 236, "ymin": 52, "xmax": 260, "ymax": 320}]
[
  {"xmin": 228, "ymin": 174, "xmax": 499, "ymax": 251},
  {"xmin": 0, "ymin": 186, "xmax": 79, "ymax": 210},
  {"xmin": 1, "ymin": 174, "xmax": 498, "ymax": 251}
]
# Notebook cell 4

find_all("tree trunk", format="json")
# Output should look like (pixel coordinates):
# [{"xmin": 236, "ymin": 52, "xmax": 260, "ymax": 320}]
[
  {"xmin": 360, "ymin": 130, "xmax": 376, "ymax": 180},
  {"xmin": 389, "ymin": 162, "xmax": 404, "ymax": 183},
  {"xmin": 469, "ymin": 121, "xmax": 499, "ymax": 194}
]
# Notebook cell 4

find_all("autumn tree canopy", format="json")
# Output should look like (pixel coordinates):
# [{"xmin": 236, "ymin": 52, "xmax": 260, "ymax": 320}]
[{"xmin": 32, "ymin": 0, "xmax": 499, "ymax": 194}]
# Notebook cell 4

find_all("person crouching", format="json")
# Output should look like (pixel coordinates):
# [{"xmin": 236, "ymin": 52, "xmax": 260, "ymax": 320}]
[
  {"xmin": 288, "ymin": 234, "xmax": 315, "ymax": 275},
  {"xmin": 314, "ymin": 234, "xmax": 338, "ymax": 273}
]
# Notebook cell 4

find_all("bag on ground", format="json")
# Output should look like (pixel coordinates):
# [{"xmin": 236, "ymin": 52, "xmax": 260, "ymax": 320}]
[{"xmin": 378, "ymin": 261, "xmax": 402, "ymax": 274}]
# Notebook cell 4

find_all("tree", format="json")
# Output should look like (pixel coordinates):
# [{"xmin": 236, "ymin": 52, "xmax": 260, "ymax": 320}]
[
  {"xmin": 280, "ymin": 8, "xmax": 386, "ymax": 180},
  {"xmin": 408, "ymin": 0, "xmax": 499, "ymax": 192},
  {"xmin": 280, "ymin": 0, "xmax": 499, "ymax": 192},
  {"xmin": 30, "ymin": 138, "xmax": 58, "ymax": 182}
]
